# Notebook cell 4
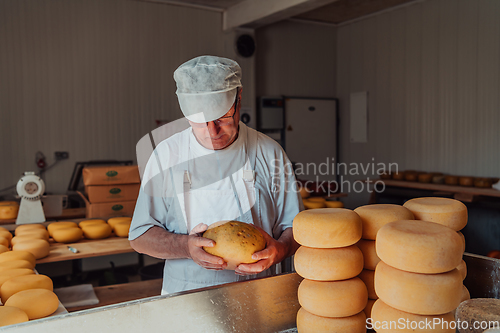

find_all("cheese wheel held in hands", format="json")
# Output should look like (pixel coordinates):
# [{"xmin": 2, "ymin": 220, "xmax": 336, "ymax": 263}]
[
  {"xmin": 293, "ymin": 208, "xmax": 362, "ymax": 248},
  {"xmin": 294, "ymin": 245, "xmax": 363, "ymax": 281},
  {"xmin": 354, "ymin": 204, "xmax": 415, "ymax": 240},
  {"xmin": 376, "ymin": 220, "xmax": 463, "ymax": 274},
  {"xmin": 403, "ymin": 197, "xmax": 467, "ymax": 231}
]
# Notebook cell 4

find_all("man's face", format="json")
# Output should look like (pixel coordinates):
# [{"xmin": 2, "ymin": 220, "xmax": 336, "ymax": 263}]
[{"xmin": 189, "ymin": 90, "xmax": 241, "ymax": 150}]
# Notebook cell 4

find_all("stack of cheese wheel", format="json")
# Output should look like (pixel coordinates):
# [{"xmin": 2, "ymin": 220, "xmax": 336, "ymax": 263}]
[
  {"xmin": 373, "ymin": 219, "xmax": 464, "ymax": 332},
  {"xmin": 0, "ymin": 227, "xmax": 12, "ymax": 253},
  {"xmin": 79, "ymin": 219, "xmax": 112, "ymax": 240},
  {"xmin": 0, "ymin": 250, "xmax": 59, "ymax": 325},
  {"xmin": 403, "ymin": 197, "xmax": 470, "ymax": 304},
  {"xmin": 107, "ymin": 217, "xmax": 132, "ymax": 238},
  {"xmin": 353, "ymin": 204, "xmax": 415, "ymax": 320},
  {"xmin": 293, "ymin": 208, "xmax": 367, "ymax": 333},
  {"xmin": 47, "ymin": 221, "xmax": 82, "ymax": 244},
  {"xmin": 11, "ymin": 224, "xmax": 50, "ymax": 259}
]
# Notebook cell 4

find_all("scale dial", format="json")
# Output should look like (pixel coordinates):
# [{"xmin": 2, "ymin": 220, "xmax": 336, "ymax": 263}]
[
  {"xmin": 24, "ymin": 182, "xmax": 39, "ymax": 195},
  {"xmin": 16, "ymin": 172, "xmax": 45, "ymax": 201}
]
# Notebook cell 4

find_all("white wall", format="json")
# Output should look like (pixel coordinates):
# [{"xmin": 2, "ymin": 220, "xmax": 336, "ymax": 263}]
[
  {"xmin": 337, "ymin": 0, "xmax": 500, "ymax": 208},
  {"xmin": 0, "ymin": 0, "xmax": 255, "ymax": 195}
]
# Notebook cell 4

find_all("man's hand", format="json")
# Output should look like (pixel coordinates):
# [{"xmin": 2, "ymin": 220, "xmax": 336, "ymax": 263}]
[
  {"xmin": 234, "ymin": 226, "xmax": 293, "ymax": 276},
  {"xmin": 187, "ymin": 223, "xmax": 227, "ymax": 270}
]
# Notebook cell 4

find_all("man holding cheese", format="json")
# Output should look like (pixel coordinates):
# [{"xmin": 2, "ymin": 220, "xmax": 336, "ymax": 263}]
[{"xmin": 129, "ymin": 55, "xmax": 302, "ymax": 294}]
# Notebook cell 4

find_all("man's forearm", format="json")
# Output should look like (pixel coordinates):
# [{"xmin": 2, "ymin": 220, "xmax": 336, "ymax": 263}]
[
  {"xmin": 130, "ymin": 226, "xmax": 190, "ymax": 260},
  {"xmin": 277, "ymin": 227, "xmax": 300, "ymax": 261}
]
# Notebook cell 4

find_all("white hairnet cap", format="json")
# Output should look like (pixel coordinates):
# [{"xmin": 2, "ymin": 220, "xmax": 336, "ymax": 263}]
[{"xmin": 174, "ymin": 55, "xmax": 242, "ymax": 123}]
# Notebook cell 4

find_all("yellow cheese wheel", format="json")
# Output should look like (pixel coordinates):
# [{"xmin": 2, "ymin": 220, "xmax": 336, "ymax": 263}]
[
  {"xmin": 298, "ymin": 277, "xmax": 368, "ymax": 318},
  {"xmin": 0, "ymin": 204, "xmax": 19, "ymax": 220},
  {"xmin": 296, "ymin": 307, "xmax": 367, "ymax": 333},
  {"xmin": 0, "ymin": 201, "xmax": 18, "ymax": 206},
  {"xmin": 299, "ymin": 187, "xmax": 310, "ymax": 199},
  {"xmin": 79, "ymin": 219, "xmax": 107, "ymax": 228},
  {"xmin": 308, "ymin": 197, "xmax": 326, "ymax": 203},
  {"xmin": 403, "ymin": 197, "xmax": 467, "ymax": 231},
  {"xmin": 11, "ymin": 233, "xmax": 49, "ymax": 247},
  {"xmin": 47, "ymin": 222, "xmax": 78, "ymax": 237},
  {"xmin": 303, "ymin": 200, "xmax": 327, "ymax": 209},
  {"xmin": 14, "ymin": 224, "xmax": 46, "ymax": 236},
  {"xmin": 12, "ymin": 239, "xmax": 50, "ymax": 259},
  {"xmin": 353, "ymin": 204, "xmax": 415, "ymax": 240},
  {"xmin": 1, "ymin": 274, "xmax": 53, "ymax": 303},
  {"xmin": 82, "ymin": 223, "xmax": 112, "ymax": 240},
  {"xmin": 294, "ymin": 245, "xmax": 364, "ymax": 281},
  {"xmin": 364, "ymin": 298, "xmax": 376, "ymax": 319},
  {"xmin": 0, "ymin": 226, "xmax": 8, "ymax": 232},
  {"xmin": 376, "ymin": 220, "xmax": 463, "ymax": 274},
  {"xmin": 0, "ymin": 237, "xmax": 9, "ymax": 248},
  {"xmin": 0, "ymin": 306, "xmax": 29, "ymax": 327},
  {"xmin": 0, "ymin": 230, "xmax": 13, "ymax": 242},
  {"xmin": 460, "ymin": 284, "xmax": 470, "ymax": 303},
  {"xmin": 0, "ymin": 250, "xmax": 36, "ymax": 267},
  {"xmin": 325, "ymin": 201, "xmax": 344, "ymax": 208},
  {"xmin": 457, "ymin": 259, "xmax": 467, "ymax": 280},
  {"xmin": 370, "ymin": 299, "xmax": 455, "ymax": 333},
  {"xmin": 0, "ymin": 244, "xmax": 8, "ymax": 254},
  {"xmin": 358, "ymin": 269, "xmax": 377, "ymax": 300},
  {"xmin": 15, "ymin": 228, "xmax": 49, "ymax": 241},
  {"xmin": 113, "ymin": 221, "xmax": 131, "ymax": 237},
  {"xmin": 0, "ymin": 268, "xmax": 35, "ymax": 288},
  {"xmin": 374, "ymin": 261, "xmax": 462, "ymax": 315},
  {"xmin": 5, "ymin": 289, "xmax": 59, "ymax": 320},
  {"xmin": 107, "ymin": 217, "xmax": 132, "ymax": 229},
  {"xmin": 293, "ymin": 208, "xmax": 362, "ymax": 248},
  {"xmin": 457, "ymin": 231, "xmax": 465, "ymax": 251},
  {"xmin": 0, "ymin": 259, "xmax": 34, "ymax": 271},
  {"xmin": 356, "ymin": 239, "xmax": 380, "ymax": 270},
  {"xmin": 52, "ymin": 227, "xmax": 83, "ymax": 243}
]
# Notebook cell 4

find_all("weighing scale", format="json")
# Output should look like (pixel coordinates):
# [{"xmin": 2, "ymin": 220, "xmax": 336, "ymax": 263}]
[{"xmin": 16, "ymin": 171, "xmax": 46, "ymax": 224}]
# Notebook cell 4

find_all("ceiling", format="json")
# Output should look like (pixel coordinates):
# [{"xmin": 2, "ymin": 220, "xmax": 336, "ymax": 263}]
[{"xmin": 146, "ymin": 0, "xmax": 417, "ymax": 27}]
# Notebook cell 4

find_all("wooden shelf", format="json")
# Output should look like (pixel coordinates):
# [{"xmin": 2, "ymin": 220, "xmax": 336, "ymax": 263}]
[
  {"xmin": 37, "ymin": 237, "xmax": 134, "ymax": 264},
  {"xmin": 370, "ymin": 179, "xmax": 500, "ymax": 202}
]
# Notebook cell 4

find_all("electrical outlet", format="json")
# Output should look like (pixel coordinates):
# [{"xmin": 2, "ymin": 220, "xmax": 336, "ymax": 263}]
[{"xmin": 55, "ymin": 151, "xmax": 69, "ymax": 160}]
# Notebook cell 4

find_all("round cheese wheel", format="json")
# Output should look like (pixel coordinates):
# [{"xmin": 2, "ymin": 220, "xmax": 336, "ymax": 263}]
[
  {"xmin": 0, "ymin": 268, "xmax": 34, "ymax": 288},
  {"xmin": 325, "ymin": 201, "xmax": 344, "ymax": 208},
  {"xmin": 457, "ymin": 259, "xmax": 467, "ymax": 280},
  {"xmin": 303, "ymin": 200, "xmax": 327, "ymax": 210},
  {"xmin": 374, "ymin": 261, "xmax": 462, "ymax": 315},
  {"xmin": 299, "ymin": 187, "xmax": 310, "ymax": 199},
  {"xmin": 79, "ymin": 219, "xmax": 107, "ymax": 228},
  {"xmin": 81, "ymin": 223, "xmax": 112, "ymax": 240},
  {"xmin": 47, "ymin": 222, "xmax": 78, "ymax": 237},
  {"xmin": 0, "ymin": 244, "xmax": 8, "ymax": 254},
  {"xmin": 1, "ymin": 274, "xmax": 53, "ymax": 303},
  {"xmin": 4, "ymin": 289, "xmax": 59, "ymax": 320},
  {"xmin": 444, "ymin": 176, "xmax": 459, "ymax": 185},
  {"xmin": 356, "ymin": 239, "xmax": 380, "ymax": 270},
  {"xmin": 0, "ymin": 204, "xmax": 19, "ymax": 220},
  {"xmin": 298, "ymin": 277, "xmax": 368, "ymax": 318},
  {"xmin": 461, "ymin": 284, "xmax": 470, "ymax": 303},
  {"xmin": 0, "ymin": 306, "xmax": 29, "ymax": 327},
  {"xmin": 354, "ymin": 204, "xmax": 415, "ymax": 240},
  {"xmin": 294, "ymin": 245, "xmax": 363, "ymax": 281},
  {"xmin": 308, "ymin": 197, "xmax": 326, "ymax": 203},
  {"xmin": 52, "ymin": 227, "xmax": 83, "ymax": 243},
  {"xmin": 293, "ymin": 208, "xmax": 362, "ymax": 248},
  {"xmin": 358, "ymin": 269, "xmax": 377, "ymax": 300},
  {"xmin": 0, "ymin": 230, "xmax": 13, "ymax": 242},
  {"xmin": 403, "ymin": 197, "xmax": 467, "ymax": 231},
  {"xmin": 296, "ymin": 307, "xmax": 367, "ymax": 333},
  {"xmin": 12, "ymin": 239, "xmax": 50, "ymax": 259},
  {"xmin": 14, "ymin": 224, "xmax": 46, "ymax": 236},
  {"xmin": 113, "ymin": 221, "xmax": 131, "ymax": 237},
  {"xmin": 0, "ymin": 250, "xmax": 36, "ymax": 267},
  {"xmin": 376, "ymin": 220, "xmax": 463, "ymax": 274},
  {"xmin": 370, "ymin": 299, "xmax": 455, "ymax": 333},
  {"xmin": 0, "ymin": 259, "xmax": 34, "ymax": 271},
  {"xmin": 107, "ymin": 217, "xmax": 132, "ymax": 229},
  {"xmin": 0, "ymin": 237, "xmax": 9, "ymax": 248},
  {"xmin": 364, "ymin": 298, "xmax": 376, "ymax": 319},
  {"xmin": 11, "ymin": 233, "xmax": 49, "ymax": 247},
  {"xmin": 15, "ymin": 228, "xmax": 49, "ymax": 241},
  {"xmin": 457, "ymin": 231, "xmax": 465, "ymax": 251}
]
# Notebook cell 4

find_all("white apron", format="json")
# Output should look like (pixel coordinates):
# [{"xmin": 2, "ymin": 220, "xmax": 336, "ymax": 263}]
[{"xmin": 161, "ymin": 125, "xmax": 271, "ymax": 294}]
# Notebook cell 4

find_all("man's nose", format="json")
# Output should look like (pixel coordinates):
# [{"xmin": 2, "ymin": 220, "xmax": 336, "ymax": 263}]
[{"xmin": 206, "ymin": 121, "xmax": 220, "ymax": 136}]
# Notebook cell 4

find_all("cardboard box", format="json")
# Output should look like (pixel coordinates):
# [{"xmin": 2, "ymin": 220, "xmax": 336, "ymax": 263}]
[
  {"xmin": 82, "ymin": 165, "xmax": 140, "ymax": 186},
  {"xmin": 85, "ymin": 184, "xmax": 140, "ymax": 203},
  {"xmin": 77, "ymin": 191, "xmax": 136, "ymax": 219}
]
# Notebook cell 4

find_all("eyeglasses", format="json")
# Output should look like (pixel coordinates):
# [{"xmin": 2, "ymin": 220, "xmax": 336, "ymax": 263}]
[{"xmin": 190, "ymin": 90, "xmax": 239, "ymax": 129}]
